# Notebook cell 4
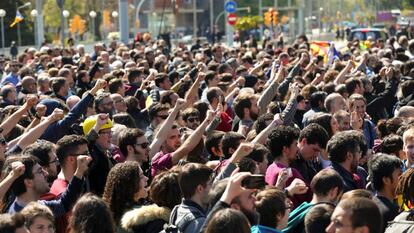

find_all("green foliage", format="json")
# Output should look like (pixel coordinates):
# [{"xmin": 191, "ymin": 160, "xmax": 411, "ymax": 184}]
[
  {"xmin": 44, "ymin": 0, "xmax": 87, "ymax": 28},
  {"xmin": 234, "ymin": 15, "xmax": 262, "ymax": 31}
]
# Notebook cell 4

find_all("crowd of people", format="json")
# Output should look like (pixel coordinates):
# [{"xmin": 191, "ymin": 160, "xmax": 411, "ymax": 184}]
[{"xmin": 0, "ymin": 30, "xmax": 413, "ymax": 233}]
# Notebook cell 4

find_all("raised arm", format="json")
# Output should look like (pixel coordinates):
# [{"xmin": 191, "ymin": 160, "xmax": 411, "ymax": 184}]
[
  {"xmin": 149, "ymin": 99, "xmax": 186, "ymax": 159},
  {"xmin": 184, "ymin": 71, "xmax": 205, "ymax": 107},
  {"xmin": 0, "ymin": 95, "xmax": 38, "ymax": 136},
  {"xmin": 41, "ymin": 155, "xmax": 91, "ymax": 217},
  {"xmin": 171, "ymin": 110, "xmax": 214, "ymax": 164},
  {"xmin": 252, "ymin": 114, "xmax": 284, "ymax": 145},
  {"xmin": 214, "ymin": 143, "xmax": 255, "ymax": 182},
  {"xmin": 334, "ymin": 60, "xmax": 354, "ymax": 85},
  {"xmin": 249, "ymin": 58, "xmax": 270, "ymax": 75},
  {"xmin": 0, "ymin": 162, "xmax": 25, "ymax": 201},
  {"xmin": 16, "ymin": 108, "xmax": 64, "ymax": 150},
  {"xmin": 258, "ymin": 64, "xmax": 287, "ymax": 114},
  {"xmin": 23, "ymin": 104, "xmax": 47, "ymax": 133}
]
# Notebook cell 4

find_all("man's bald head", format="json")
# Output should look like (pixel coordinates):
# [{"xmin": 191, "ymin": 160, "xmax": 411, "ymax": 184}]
[
  {"xmin": 21, "ymin": 76, "xmax": 37, "ymax": 93},
  {"xmin": 66, "ymin": 95, "xmax": 81, "ymax": 110}
]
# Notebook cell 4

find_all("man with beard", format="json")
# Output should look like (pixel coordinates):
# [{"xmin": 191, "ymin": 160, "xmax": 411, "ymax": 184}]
[
  {"xmin": 22, "ymin": 140, "xmax": 58, "ymax": 184},
  {"xmin": 150, "ymin": 99, "xmax": 214, "ymax": 177},
  {"xmin": 202, "ymin": 172, "xmax": 259, "ymax": 230},
  {"xmin": 368, "ymin": 154, "xmax": 402, "ymax": 232},
  {"xmin": 233, "ymin": 93, "xmax": 259, "ymax": 132},
  {"xmin": 327, "ymin": 131, "xmax": 365, "ymax": 192},
  {"xmin": 46, "ymin": 134, "xmax": 90, "ymax": 233},
  {"xmin": 118, "ymin": 128, "xmax": 149, "ymax": 165},
  {"xmin": 265, "ymin": 125, "xmax": 312, "ymax": 208},
  {"xmin": 171, "ymin": 163, "xmax": 213, "ymax": 233},
  {"xmin": 6, "ymin": 154, "xmax": 90, "ymax": 216},
  {"xmin": 182, "ymin": 108, "xmax": 201, "ymax": 130},
  {"xmin": 94, "ymin": 92, "xmax": 114, "ymax": 118}
]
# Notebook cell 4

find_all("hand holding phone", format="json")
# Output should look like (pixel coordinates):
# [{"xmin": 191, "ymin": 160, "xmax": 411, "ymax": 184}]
[{"xmin": 241, "ymin": 174, "xmax": 266, "ymax": 189}]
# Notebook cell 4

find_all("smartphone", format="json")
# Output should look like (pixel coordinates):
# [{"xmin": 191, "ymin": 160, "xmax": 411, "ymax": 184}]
[{"xmin": 242, "ymin": 175, "xmax": 266, "ymax": 189}]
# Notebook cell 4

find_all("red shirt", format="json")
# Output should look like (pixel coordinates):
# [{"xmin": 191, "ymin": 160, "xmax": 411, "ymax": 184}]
[
  {"xmin": 48, "ymin": 178, "xmax": 71, "ymax": 233},
  {"xmin": 216, "ymin": 112, "xmax": 232, "ymax": 132}
]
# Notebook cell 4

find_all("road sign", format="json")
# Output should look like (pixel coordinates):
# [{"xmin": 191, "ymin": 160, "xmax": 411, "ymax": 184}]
[
  {"xmin": 224, "ymin": 1, "xmax": 237, "ymax": 13},
  {"xmin": 227, "ymin": 13, "xmax": 237, "ymax": 26}
]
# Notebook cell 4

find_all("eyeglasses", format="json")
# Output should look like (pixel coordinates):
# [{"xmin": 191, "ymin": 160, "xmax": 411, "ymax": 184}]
[
  {"xmin": 157, "ymin": 115, "xmax": 168, "ymax": 119},
  {"xmin": 135, "ymin": 142, "xmax": 149, "ymax": 149},
  {"xmin": 49, "ymin": 158, "xmax": 60, "ymax": 166},
  {"xmin": 72, "ymin": 151, "xmax": 91, "ymax": 156},
  {"xmin": 99, "ymin": 130, "xmax": 112, "ymax": 135},
  {"xmin": 114, "ymin": 99, "xmax": 125, "ymax": 104},
  {"xmin": 187, "ymin": 117, "xmax": 199, "ymax": 123},
  {"xmin": 0, "ymin": 138, "xmax": 6, "ymax": 146}
]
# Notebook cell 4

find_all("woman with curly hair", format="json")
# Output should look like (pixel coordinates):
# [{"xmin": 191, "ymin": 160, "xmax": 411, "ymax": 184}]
[
  {"xmin": 102, "ymin": 161, "xmax": 148, "ymax": 226},
  {"xmin": 120, "ymin": 170, "xmax": 182, "ymax": 233},
  {"xmin": 69, "ymin": 193, "xmax": 116, "ymax": 233}
]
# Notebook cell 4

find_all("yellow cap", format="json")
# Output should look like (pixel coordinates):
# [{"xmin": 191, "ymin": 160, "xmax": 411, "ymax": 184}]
[{"xmin": 82, "ymin": 115, "xmax": 113, "ymax": 135}]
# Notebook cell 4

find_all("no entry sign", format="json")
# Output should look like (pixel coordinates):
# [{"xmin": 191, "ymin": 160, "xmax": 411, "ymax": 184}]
[{"xmin": 227, "ymin": 13, "xmax": 237, "ymax": 26}]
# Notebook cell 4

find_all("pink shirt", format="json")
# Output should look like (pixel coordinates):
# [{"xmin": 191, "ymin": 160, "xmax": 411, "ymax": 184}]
[
  {"xmin": 265, "ymin": 162, "xmax": 312, "ymax": 208},
  {"xmin": 151, "ymin": 152, "xmax": 173, "ymax": 178}
]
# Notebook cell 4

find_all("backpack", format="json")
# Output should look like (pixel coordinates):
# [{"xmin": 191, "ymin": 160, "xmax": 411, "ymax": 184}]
[
  {"xmin": 385, "ymin": 210, "xmax": 414, "ymax": 233},
  {"xmin": 160, "ymin": 205, "xmax": 203, "ymax": 233}
]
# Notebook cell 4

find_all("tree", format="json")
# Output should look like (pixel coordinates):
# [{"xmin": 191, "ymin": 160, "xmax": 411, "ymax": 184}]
[{"xmin": 44, "ymin": 0, "xmax": 86, "ymax": 28}]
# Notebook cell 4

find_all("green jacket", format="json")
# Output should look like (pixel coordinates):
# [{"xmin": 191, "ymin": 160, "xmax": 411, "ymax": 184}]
[{"xmin": 282, "ymin": 202, "xmax": 313, "ymax": 233}]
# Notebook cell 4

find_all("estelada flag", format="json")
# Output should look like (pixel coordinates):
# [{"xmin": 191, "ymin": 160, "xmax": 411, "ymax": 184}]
[
  {"xmin": 10, "ymin": 10, "xmax": 24, "ymax": 28},
  {"xmin": 310, "ymin": 41, "xmax": 340, "ymax": 64}
]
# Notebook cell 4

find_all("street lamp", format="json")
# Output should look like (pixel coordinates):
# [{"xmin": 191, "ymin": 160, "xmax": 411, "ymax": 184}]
[
  {"xmin": 304, "ymin": 17, "xmax": 308, "ymax": 34},
  {"xmin": 30, "ymin": 9, "xmax": 37, "ymax": 49},
  {"xmin": 134, "ymin": 0, "xmax": 146, "ymax": 41},
  {"xmin": 62, "ymin": 10, "xmax": 69, "ymax": 18},
  {"xmin": 89, "ymin": 11, "xmax": 97, "ymax": 41},
  {"xmin": 111, "ymin": 11, "xmax": 118, "ymax": 32},
  {"xmin": 319, "ymin": 7, "xmax": 323, "ymax": 33},
  {"xmin": 16, "ymin": 2, "xmax": 32, "ymax": 46},
  {"xmin": 0, "ymin": 9, "xmax": 5, "ymax": 55},
  {"xmin": 62, "ymin": 10, "xmax": 70, "ymax": 42}
]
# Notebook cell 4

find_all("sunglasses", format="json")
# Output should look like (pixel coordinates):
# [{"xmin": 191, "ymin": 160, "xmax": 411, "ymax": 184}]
[
  {"xmin": 187, "ymin": 117, "xmax": 199, "ymax": 123},
  {"xmin": 135, "ymin": 142, "xmax": 149, "ymax": 149},
  {"xmin": 157, "ymin": 115, "xmax": 168, "ymax": 120}
]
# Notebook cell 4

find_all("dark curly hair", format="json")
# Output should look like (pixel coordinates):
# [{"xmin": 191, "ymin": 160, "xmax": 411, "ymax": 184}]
[
  {"xmin": 267, "ymin": 126, "xmax": 300, "ymax": 160},
  {"xmin": 102, "ymin": 161, "xmax": 141, "ymax": 223},
  {"xmin": 149, "ymin": 171, "xmax": 182, "ymax": 209},
  {"xmin": 396, "ymin": 168, "xmax": 414, "ymax": 211},
  {"xmin": 70, "ymin": 193, "xmax": 116, "ymax": 233}
]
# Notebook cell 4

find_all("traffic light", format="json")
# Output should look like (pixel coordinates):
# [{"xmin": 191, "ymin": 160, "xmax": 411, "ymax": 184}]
[
  {"xmin": 264, "ymin": 8, "xmax": 274, "ymax": 26},
  {"xmin": 103, "ymin": 10, "xmax": 110, "ymax": 28},
  {"xmin": 272, "ymin": 11, "xmax": 278, "ymax": 25}
]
